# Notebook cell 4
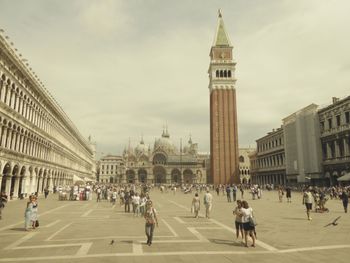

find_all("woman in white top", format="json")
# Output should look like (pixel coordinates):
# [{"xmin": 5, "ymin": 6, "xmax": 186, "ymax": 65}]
[
  {"xmin": 233, "ymin": 200, "xmax": 244, "ymax": 239},
  {"xmin": 240, "ymin": 200, "xmax": 256, "ymax": 247}
]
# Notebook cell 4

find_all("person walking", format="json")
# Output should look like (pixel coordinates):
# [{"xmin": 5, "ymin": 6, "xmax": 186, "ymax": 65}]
[
  {"xmin": 278, "ymin": 187, "xmax": 284, "ymax": 202},
  {"xmin": 233, "ymin": 200, "xmax": 244, "ymax": 239},
  {"xmin": 0, "ymin": 191, "xmax": 8, "ymax": 220},
  {"xmin": 44, "ymin": 187, "xmax": 49, "ymax": 199},
  {"xmin": 192, "ymin": 193, "xmax": 201, "ymax": 218},
  {"xmin": 31, "ymin": 196, "xmax": 39, "ymax": 229},
  {"xmin": 144, "ymin": 200, "xmax": 158, "ymax": 246},
  {"xmin": 286, "ymin": 186, "xmax": 292, "ymax": 202},
  {"xmin": 24, "ymin": 196, "xmax": 34, "ymax": 231},
  {"xmin": 232, "ymin": 185, "xmax": 237, "ymax": 202},
  {"xmin": 340, "ymin": 189, "xmax": 349, "ymax": 213},
  {"xmin": 241, "ymin": 200, "xmax": 256, "ymax": 247},
  {"xmin": 204, "ymin": 189, "xmax": 213, "ymax": 219},
  {"xmin": 124, "ymin": 191, "xmax": 131, "ymax": 213},
  {"xmin": 226, "ymin": 185, "xmax": 232, "ymax": 202},
  {"xmin": 302, "ymin": 187, "xmax": 313, "ymax": 220}
]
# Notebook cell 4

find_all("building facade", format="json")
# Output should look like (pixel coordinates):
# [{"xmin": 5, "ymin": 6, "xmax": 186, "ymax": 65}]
[
  {"xmin": 319, "ymin": 96, "xmax": 350, "ymax": 185},
  {"xmin": 250, "ymin": 127, "xmax": 286, "ymax": 186},
  {"xmin": 98, "ymin": 155, "xmax": 124, "ymax": 184},
  {"xmin": 283, "ymin": 104, "xmax": 323, "ymax": 185},
  {"xmin": 209, "ymin": 11, "xmax": 239, "ymax": 185},
  {"xmin": 0, "ymin": 31, "xmax": 95, "ymax": 198},
  {"xmin": 98, "ymin": 129, "xmax": 207, "ymax": 185}
]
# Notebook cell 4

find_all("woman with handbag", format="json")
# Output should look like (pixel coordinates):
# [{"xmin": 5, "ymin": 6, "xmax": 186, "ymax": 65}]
[{"xmin": 240, "ymin": 200, "xmax": 256, "ymax": 247}]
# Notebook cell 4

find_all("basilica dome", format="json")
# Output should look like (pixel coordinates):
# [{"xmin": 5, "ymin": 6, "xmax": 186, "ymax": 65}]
[
  {"xmin": 154, "ymin": 129, "xmax": 177, "ymax": 154},
  {"xmin": 135, "ymin": 138, "xmax": 148, "ymax": 156}
]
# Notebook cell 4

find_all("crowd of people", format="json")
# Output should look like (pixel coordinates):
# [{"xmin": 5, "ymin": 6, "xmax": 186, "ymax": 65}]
[{"xmin": 0, "ymin": 181, "xmax": 349, "ymax": 249}]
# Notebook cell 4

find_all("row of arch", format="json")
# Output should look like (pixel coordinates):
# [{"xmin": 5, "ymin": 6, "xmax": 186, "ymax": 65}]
[
  {"xmin": 0, "ymin": 159, "xmax": 74, "ymax": 198},
  {"xmin": 101, "ymin": 167, "xmax": 200, "ymax": 184},
  {"xmin": 0, "ymin": 114, "xmax": 90, "ymax": 170},
  {"xmin": 215, "ymin": 70, "xmax": 232, "ymax": 78},
  {"xmin": 0, "ymin": 71, "xmax": 54, "ymax": 135},
  {"xmin": 0, "ymin": 66, "xmax": 93, "ymax": 169}
]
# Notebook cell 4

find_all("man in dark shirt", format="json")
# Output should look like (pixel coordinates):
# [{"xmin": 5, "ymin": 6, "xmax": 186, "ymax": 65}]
[{"xmin": 340, "ymin": 190, "xmax": 349, "ymax": 213}]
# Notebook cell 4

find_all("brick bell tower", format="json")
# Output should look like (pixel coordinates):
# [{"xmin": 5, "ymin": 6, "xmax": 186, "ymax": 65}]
[{"xmin": 209, "ymin": 10, "xmax": 239, "ymax": 185}]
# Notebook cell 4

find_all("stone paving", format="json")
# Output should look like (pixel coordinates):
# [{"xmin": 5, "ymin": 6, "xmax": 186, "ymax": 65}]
[{"xmin": 0, "ymin": 189, "xmax": 349, "ymax": 263}]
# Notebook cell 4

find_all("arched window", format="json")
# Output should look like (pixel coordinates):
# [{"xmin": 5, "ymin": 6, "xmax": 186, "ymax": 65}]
[
  {"xmin": 220, "ymin": 70, "xmax": 223, "ymax": 77},
  {"xmin": 216, "ymin": 70, "xmax": 219, "ymax": 78},
  {"xmin": 239, "ymin": 156, "xmax": 244, "ymax": 163},
  {"xmin": 224, "ymin": 70, "xmax": 227, "ymax": 78},
  {"xmin": 228, "ymin": 70, "xmax": 231, "ymax": 77}
]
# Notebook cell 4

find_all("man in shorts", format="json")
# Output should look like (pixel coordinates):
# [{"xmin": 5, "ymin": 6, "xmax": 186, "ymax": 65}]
[{"xmin": 303, "ymin": 187, "xmax": 313, "ymax": 220}]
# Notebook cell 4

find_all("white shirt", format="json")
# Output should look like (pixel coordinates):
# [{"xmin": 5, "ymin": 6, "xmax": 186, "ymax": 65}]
[
  {"xmin": 133, "ymin": 196, "xmax": 140, "ymax": 205},
  {"xmin": 241, "ymin": 207, "xmax": 253, "ymax": 223}
]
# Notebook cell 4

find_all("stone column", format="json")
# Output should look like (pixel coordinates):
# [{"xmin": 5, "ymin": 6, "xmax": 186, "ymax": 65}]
[
  {"xmin": 344, "ymin": 138, "xmax": 350, "ymax": 156},
  {"xmin": 12, "ymin": 176, "xmax": 20, "ymax": 199},
  {"xmin": 335, "ymin": 140, "xmax": 340, "ymax": 158},
  {"xmin": 48, "ymin": 176, "xmax": 53, "ymax": 192},
  {"xmin": 37, "ymin": 177, "xmax": 43, "ymax": 194},
  {"xmin": 21, "ymin": 177, "xmax": 27, "ymax": 197},
  {"xmin": 5, "ymin": 176, "xmax": 11, "ymax": 197},
  {"xmin": 0, "ymin": 174, "xmax": 2, "ymax": 192}
]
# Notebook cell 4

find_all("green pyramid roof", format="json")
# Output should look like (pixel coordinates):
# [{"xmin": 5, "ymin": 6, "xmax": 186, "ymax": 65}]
[{"xmin": 214, "ymin": 11, "xmax": 231, "ymax": 46}]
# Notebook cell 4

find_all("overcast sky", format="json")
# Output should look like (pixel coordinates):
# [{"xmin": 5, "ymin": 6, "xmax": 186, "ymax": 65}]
[{"xmin": 0, "ymin": 0, "xmax": 349, "ymax": 157}]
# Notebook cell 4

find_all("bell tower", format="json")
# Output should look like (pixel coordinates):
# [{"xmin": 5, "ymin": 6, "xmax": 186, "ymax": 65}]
[{"xmin": 209, "ymin": 10, "xmax": 239, "ymax": 185}]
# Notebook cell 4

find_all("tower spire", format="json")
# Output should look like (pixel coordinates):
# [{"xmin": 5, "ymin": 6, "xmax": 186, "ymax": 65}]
[{"xmin": 213, "ymin": 9, "xmax": 231, "ymax": 47}]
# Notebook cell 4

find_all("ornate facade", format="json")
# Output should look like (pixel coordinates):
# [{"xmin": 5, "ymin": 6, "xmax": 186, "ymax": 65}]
[
  {"xmin": 239, "ymin": 148, "xmax": 255, "ymax": 184},
  {"xmin": 98, "ymin": 129, "xmax": 207, "ymax": 184},
  {"xmin": 0, "ymin": 32, "xmax": 95, "ymax": 198},
  {"xmin": 319, "ymin": 96, "xmax": 350, "ymax": 185},
  {"xmin": 209, "ymin": 11, "xmax": 239, "ymax": 185}
]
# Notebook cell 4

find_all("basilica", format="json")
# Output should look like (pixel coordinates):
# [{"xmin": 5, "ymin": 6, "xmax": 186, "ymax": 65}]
[{"xmin": 98, "ymin": 128, "xmax": 208, "ymax": 185}]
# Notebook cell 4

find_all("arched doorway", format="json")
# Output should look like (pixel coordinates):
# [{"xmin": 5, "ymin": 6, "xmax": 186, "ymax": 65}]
[
  {"xmin": 153, "ymin": 166, "xmax": 166, "ymax": 184},
  {"xmin": 153, "ymin": 153, "xmax": 167, "ymax": 165},
  {"xmin": 109, "ymin": 177, "xmax": 114, "ymax": 183},
  {"xmin": 183, "ymin": 169, "xmax": 194, "ymax": 184},
  {"xmin": 171, "ymin": 169, "xmax": 181, "ymax": 184},
  {"xmin": 1, "ymin": 163, "xmax": 11, "ymax": 193},
  {"xmin": 126, "ymin": 169, "xmax": 135, "ymax": 183},
  {"xmin": 138, "ymin": 169, "xmax": 147, "ymax": 183}
]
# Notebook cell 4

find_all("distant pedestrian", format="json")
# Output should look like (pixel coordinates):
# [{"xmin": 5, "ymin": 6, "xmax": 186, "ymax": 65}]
[
  {"xmin": 24, "ymin": 196, "xmax": 34, "ymax": 231},
  {"xmin": 303, "ymin": 188, "xmax": 313, "ymax": 220},
  {"xmin": 232, "ymin": 185, "xmax": 237, "ymax": 201},
  {"xmin": 144, "ymin": 200, "xmax": 158, "ymax": 246},
  {"xmin": 286, "ymin": 186, "xmax": 292, "ymax": 202},
  {"xmin": 226, "ymin": 186, "xmax": 232, "ymax": 202},
  {"xmin": 278, "ymin": 187, "xmax": 284, "ymax": 202},
  {"xmin": 204, "ymin": 190, "xmax": 213, "ymax": 219},
  {"xmin": 44, "ymin": 188, "xmax": 49, "ymax": 199},
  {"xmin": 192, "ymin": 193, "xmax": 201, "ymax": 218},
  {"xmin": 31, "ymin": 196, "xmax": 39, "ymax": 229},
  {"xmin": 0, "ymin": 191, "xmax": 8, "ymax": 220},
  {"xmin": 340, "ymin": 190, "xmax": 349, "ymax": 213},
  {"xmin": 240, "ymin": 185, "xmax": 244, "ymax": 199}
]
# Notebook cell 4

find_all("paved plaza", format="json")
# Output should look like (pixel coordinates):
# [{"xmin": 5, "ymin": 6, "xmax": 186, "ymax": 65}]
[{"xmin": 0, "ymin": 190, "xmax": 349, "ymax": 263}]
